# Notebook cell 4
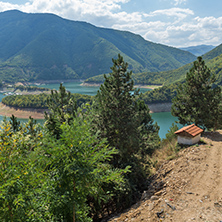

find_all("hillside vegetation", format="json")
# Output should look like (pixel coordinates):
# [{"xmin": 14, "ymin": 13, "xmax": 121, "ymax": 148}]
[
  {"xmin": 86, "ymin": 43, "xmax": 222, "ymax": 87},
  {"xmin": 2, "ymin": 93, "xmax": 92, "ymax": 109},
  {"xmin": 0, "ymin": 10, "xmax": 196, "ymax": 83}
]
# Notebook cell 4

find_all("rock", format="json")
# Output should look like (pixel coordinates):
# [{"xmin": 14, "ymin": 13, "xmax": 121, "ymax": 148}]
[
  {"xmin": 151, "ymin": 195, "xmax": 159, "ymax": 201},
  {"xmin": 141, "ymin": 191, "xmax": 148, "ymax": 200},
  {"xmin": 155, "ymin": 190, "xmax": 163, "ymax": 196}
]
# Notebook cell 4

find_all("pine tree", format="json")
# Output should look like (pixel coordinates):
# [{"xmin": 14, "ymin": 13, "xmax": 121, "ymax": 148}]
[
  {"xmin": 9, "ymin": 114, "xmax": 20, "ymax": 132},
  {"xmin": 171, "ymin": 56, "xmax": 221, "ymax": 130},
  {"xmin": 93, "ymin": 54, "xmax": 160, "ymax": 191},
  {"xmin": 95, "ymin": 54, "xmax": 138, "ymax": 161},
  {"xmin": 45, "ymin": 83, "xmax": 77, "ymax": 138},
  {"xmin": 95, "ymin": 54, "xmax": 159, "ymax": 163}
]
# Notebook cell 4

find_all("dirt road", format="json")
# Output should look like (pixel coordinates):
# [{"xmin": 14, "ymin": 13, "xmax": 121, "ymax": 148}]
[{"xmin": 108, "ymin": 131, "xmax": 222, "ymax": 222}]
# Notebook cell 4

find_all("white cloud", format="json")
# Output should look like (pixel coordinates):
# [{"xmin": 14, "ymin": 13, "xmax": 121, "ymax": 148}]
[
  {"xmin": 173, "ymin": 0, "xmax": 187, "ymax": 6},
  {"xmin": 146, "ymin": 7, "xmax": 193, "ymax": 17},
  {"xmin": 0, "ymin": 2, "xmax": 20, "ymax": 11},
  {"xmin": 144, "ymin": 7, "xmax": 194, "ymax": 24},
  {"xmin": 142, "ymin": 15, "xmax": 222, "ymax": 47},
  {"xmin": 0, "ymin": 0, "xmax": 221, "ymax": 47},
  {"xmin": 16, "ymin": 0, "xmax": 135, "ymax": 27}
]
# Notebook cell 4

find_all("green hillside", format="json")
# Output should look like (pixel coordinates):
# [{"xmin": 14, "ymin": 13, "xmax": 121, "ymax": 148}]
[
  {"xmin": 0, "ymin": 10, "xmax": 196, "ymax": 83},
  {"xmin": 140, "ymin": 44, "xmax": 222, "ymax": 104},
  {"xmin": 85, "ymin": 43, "xmax": 222, "ymax": 105},
  {"xmin": 133, "ymin": 43, "xmax": 222, "ymax": 86},
  {"xmin": 86, "ymin": 43, "xmax": 222, "ymax": 86}
]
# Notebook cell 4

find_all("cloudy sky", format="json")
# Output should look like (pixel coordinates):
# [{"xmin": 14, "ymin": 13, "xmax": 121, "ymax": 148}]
[{"xmin": 0, "ymin": 0, "xmax": 221, "ymax": 48}]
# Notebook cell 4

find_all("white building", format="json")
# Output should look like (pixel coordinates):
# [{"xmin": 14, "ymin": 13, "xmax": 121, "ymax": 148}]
[{"xmin": 174, "ymin": 124, "xmax": 203, "ymax": 145}]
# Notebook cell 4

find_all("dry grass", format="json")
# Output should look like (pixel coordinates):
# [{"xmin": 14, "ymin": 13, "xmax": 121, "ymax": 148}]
[{"xmin": 151, "ymin": 137, "xmax": 180, "ymax": 173}]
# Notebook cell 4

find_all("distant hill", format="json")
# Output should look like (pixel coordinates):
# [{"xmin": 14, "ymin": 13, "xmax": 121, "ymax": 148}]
[
  {"xmin": 134, "ymin": 43, "xmax": 222, "ymax": 85},
  {"xmin": 139, "ymin": 43, "xmax": 222, "ymax": 104},
  {"xmin": 180, "ymin": 44, "xmax": 215, "ymax": 56},
  {"xmin": 85, "ymin": 43, "xmax": 222, "ymax": 86},
  {"xmin": 0, "ymin": 10, "xmax": 196, "ymax": 83}
]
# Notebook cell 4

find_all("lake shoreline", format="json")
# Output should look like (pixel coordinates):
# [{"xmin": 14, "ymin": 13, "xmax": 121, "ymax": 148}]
[
  {"xmin": 0, "ymin": 103, "xmax": 46, "ymax": 119},
  {"xmin": 81, "ymin": 82, "xmax": 162, "ymax": 89},
  {"xmin": 0, "ymin": 102, "xmax": 172, "ymax": 119}
]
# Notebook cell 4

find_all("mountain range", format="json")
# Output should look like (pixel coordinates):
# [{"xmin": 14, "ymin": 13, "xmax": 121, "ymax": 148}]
[
  {"xmin": 180, "ymin": 45, "xmax": 215, "ymax": 56},
  {"xmin": 0, "ymin": 10, "xmax": 196, "ymax": 83}
]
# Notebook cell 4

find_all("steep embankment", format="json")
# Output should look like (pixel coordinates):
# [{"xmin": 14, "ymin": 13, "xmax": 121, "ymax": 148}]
[{"xmin": 108, "ymin": 131, "xmax": 222, "ymax": 222}]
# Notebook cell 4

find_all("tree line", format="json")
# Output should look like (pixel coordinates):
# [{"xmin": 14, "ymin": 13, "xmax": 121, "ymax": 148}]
[{"xmin": 2, "ymin": 93, "xmax": 93, "ymax": 109}]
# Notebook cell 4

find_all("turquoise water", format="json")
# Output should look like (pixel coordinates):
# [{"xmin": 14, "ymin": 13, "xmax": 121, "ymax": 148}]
[
  {"xmin": 31, "ymin": 81, "xmax": 151, "ymax": 96},
  {"xmin": 32, "ymin": 81, "xmax": 100, "ymax": 96},
  {"xmin": 151, "ymin": 112, "xmax": 182, "ymax": 139},
  {"xmin": 0, "ymin": 81, "xmax": 180, "ymax": 139}
]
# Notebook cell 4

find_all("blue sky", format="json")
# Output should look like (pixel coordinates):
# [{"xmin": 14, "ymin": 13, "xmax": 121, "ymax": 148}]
[{"xmin": 0, "ymin": 0, "xmax": 221, "ymax": 48}]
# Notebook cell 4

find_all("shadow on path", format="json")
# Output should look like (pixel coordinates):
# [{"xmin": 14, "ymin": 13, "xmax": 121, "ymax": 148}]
[{"xmin": 203, "ymin": 131, "xmax": 222, "ymax": 142}]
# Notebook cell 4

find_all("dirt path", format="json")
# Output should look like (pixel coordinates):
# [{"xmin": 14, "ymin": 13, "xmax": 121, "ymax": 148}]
[{"xmin": 108, "ymin": 131, "xmax": 222, "ymax": 222}]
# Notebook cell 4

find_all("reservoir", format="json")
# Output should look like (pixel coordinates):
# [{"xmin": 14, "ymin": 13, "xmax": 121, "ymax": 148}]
[{"xmin": 0, "ymin": 81, "xmax": 180, "ymax": 139}]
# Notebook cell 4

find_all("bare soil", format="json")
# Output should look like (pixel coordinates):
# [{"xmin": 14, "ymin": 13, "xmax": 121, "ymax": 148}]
[
  {"xmin": 0, "ymin": 103, "xmax": 46, "ymax": 119},
  {"xmin": 108, "ymin": 131, "xmax": 222, "ymax": 222}
]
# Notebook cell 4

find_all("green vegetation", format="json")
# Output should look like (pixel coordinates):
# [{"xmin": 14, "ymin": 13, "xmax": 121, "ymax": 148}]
[
  {"xmin": 0, "ymin": 114, "xmax": 127, "ymax": 221},
  {"xmin": 171, "ymin": 57, "xmax": 222, "ymax": 130},
  {"xmin": 2, "ymin": 93, "xmax": 93, "ymax": 109},
  {"xmin": 2, "ymin": 54, "xmax": 222, "ymax": 220},
  {"xmin": 85, "ymin": 43, "xmax": 222, "ymax": 89},
  {"xmin": 44, "ymin": 84, "xmax": 78, "ymax": 139},
  {"xmin": 0, "ymin": 55, "xmax": 161, "ymax": 221},
  {"xmin": 2, "ymin": 93, "xmax": 48, "ymax": 108},
  {"xmin": 140, "ymin": 83, "xmax": 179, "ymax": 104},
  {"xmin": 152, "ymin": 123, "xmax": 180, "ymax": 170},
  {"xmin": 14, "ymin": 85, "xmax": 50, "ymax": 92},
  {"xmin": 3, "ymin": 46, "xmax": 222, "ymax": 108},
  {"xmin": 91, "ymin": 54, "xmax": 160, "ymax": 212},
  {"xmin": 0, "ymin": 10, "xmax": 196, "ymax": 83},
  {"xmin": 85, "ymin": 62, "xmax": 193, "ymax": 86}
]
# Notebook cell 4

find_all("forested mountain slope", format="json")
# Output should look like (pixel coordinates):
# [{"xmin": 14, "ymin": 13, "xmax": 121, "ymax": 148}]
[
  {"xmin": 0, "ymin": 10, "xmax": 196, "ymax": 83},
  {"xmin": 140, "ymin": 44, "xmax": 222, "ymax": 104},
  {"xmin": 85, "ymin": 43, "xmax": 222, "ymax": 86},
  {"xmin": 134, "ymin": 43, "xmax": 222, "ymax": 86}
]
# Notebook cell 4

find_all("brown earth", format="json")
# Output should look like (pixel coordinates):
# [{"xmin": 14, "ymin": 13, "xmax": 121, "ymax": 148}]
[
  {"xmin": 0, "ymin": 103, "xmax": 46, "ymax": 119},
  {"xmin": 108, "ymin": 131, "xmax": 222, "ymax": 222},
  {"xmin": 0, "ymin": 102, "xmax": 172, "ymax": 120}
]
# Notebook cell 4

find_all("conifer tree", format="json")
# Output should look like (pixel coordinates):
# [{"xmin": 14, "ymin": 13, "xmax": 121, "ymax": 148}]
[
  {"xmin": 93, "ymin": 54, "xmax": 160, "ymax": 194},
  {"xmin": 95, "ymin": 54, "xmax": 159, "ymax": 163},
  {"xmin": 171, "ymin": 56, "xmax": 221, "ymax": 130},
  {"xmin": 45, "ymin": 83, "xmax": 77, "ymax": 138},
  {"xmin": 90, "ymin": 54, "xmax": 160, "ymax": 213},
  {"xmin": 96, "ymin": 54, "xmax": 139, "ymax": 162},
  {"xmin": 9, "ymin": 114, "xmax": 20, "ymax": 132}
]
